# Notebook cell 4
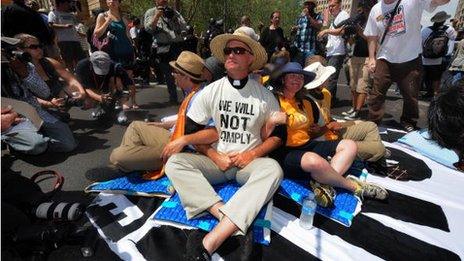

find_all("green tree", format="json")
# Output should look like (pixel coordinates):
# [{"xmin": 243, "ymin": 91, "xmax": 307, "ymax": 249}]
[{"xmin": 127, "ymin": 0, "xmax": 303, "ymax": 39}]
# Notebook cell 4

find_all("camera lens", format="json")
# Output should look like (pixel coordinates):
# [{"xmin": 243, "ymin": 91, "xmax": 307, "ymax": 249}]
[{"xmin": 34, "ymin": 202, "xmax": 84, "ymax": 221}]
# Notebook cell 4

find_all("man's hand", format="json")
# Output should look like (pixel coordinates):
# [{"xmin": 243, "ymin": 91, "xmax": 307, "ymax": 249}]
[
  {"xmin": 161, "ymin": 137, "xmax": 187, "ymax": 163},
  {"xmin": 155, "ymin": 8, "xmax": 164, "ymax": 18},
  {"xmin": 291, "ymin": 25, "xmax": 299, "ymax": 33},
  {"xmin": 1, "ymin": 106, "xmax": 23, "ymax": 132},
  {"xmin": 101, "ymin": 93, "xmax": 114, "ymax": 105},
  {"xmin": 211, "ymin": 152, "xmax": 234, "ymax": 171},
  {"xmin": 367, "ymin": 57, "xmax": 376, "ymax": 74},
  {"xmin": 228, "ymin": 150, "xmax": 257, "ymax": 169},
  {"xmin": 317, "ymin": 29, "xmax": 327, "ymax": 39},
  {"xmin": 326, "ymin": 121, "xmax": 344, "ymax": 131},
  {"xmin": 50, "ymin": 97, "xmax": 65, "ymax": 108}
]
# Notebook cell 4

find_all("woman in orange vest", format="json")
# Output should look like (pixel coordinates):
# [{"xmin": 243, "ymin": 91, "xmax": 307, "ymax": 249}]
[{"xmin": 267, "ymin": 62, "xmax": 388, "ymax": 207}]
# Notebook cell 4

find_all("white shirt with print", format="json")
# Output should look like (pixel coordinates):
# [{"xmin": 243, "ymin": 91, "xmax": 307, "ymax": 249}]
[
  {"xmin": 421, "ymin": 25, "xmax": 457, "ymax": 65},
  {"xmin": 364, "ymin": 0, "xmax": 436, "ymax": 63},
  {"xmin": 326, "ymin": 10, "xmax": 350, "ymax": 56},
  {"xmin": 187, "ymin": 77, "xmax": 280, "ymax": 154},
  {"xmin": 48, "ymin": 10, "xmax": 80, "ymax": 42}
]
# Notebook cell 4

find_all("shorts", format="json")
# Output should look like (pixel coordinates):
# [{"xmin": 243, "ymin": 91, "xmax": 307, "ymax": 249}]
[
  {"xmin": 423, "ymin": 64, "xmax": 446, "ymax": 81},
  {"xmin": 272, "ymin": 139, "xmax": 340, "ymax": 180},
  {"xmin": 348, "ymin": 56, "xmax": 371, "ymax": 93}
]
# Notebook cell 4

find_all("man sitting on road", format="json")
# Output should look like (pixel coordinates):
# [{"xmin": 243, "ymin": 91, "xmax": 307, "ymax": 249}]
[
  {"xmin": 165, "ymin": 31, "xmax": 284, "ymax": 260},
  {"xmin": 86, "ymin": 51, "xmax": 216, "ymax": 181}
]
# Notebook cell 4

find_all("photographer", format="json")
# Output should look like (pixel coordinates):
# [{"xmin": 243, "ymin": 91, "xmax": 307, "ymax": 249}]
[
  {"xmin": 292, "ymin": 1, "xmax": 323, "ymax": 66},
  {"xmin": 1, "ymin": 37, "xmax": 77, "ymax": 153},
  {"xmin": 75, "ymin": 51, "xmax": 133, "ymax": 123},
  {"xmin": 199, "ymin": 18, "xmax": 224, "ymax": 58},
  {"xmin": 342, "ymin": 1, "xmax": 374, "ymax": 120},
  {"xmin": 317, "ymin": 0, "xmax": 349, "ymax": 105},
  {"xmin": 144, "ymin": 0, "xmax": 187, "ymax": 105},
  {"xmin": 15, "ymin": 33, "xmax": 86, "ymax": 121}
]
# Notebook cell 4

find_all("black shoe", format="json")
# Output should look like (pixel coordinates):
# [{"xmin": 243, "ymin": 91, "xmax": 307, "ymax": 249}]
[
  {"xmin": 85, "ymin": 165, "xmax": 126, "ymax": 182},
  {"xmin": 185, "ymin": 230, "xmax": 211, "ymax": 261},
  {"xmin": 400, "ymin": 121, "xmax": 416, "ymax": 132}
]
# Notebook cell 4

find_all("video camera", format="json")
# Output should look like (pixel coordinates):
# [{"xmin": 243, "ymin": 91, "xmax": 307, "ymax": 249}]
[
  {"xmin": 158, "ymin": 6, "xmax": 175, "ymax": 19},
  {"xmin": 2, "ymin": 45, "xmax": 32, "ymax": 64},
  {"xmin": 200, "ymin": 18, "xmax": 224, "ymax": 57},
  {"xmin": 334, "ymin": 12, "xmax": 366, "ymax": 39}
]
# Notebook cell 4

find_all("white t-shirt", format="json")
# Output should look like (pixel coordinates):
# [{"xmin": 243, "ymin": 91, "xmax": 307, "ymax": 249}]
[
  {"xmin": 421, "ymin": 26, "xmax": 457, "ymax": 65},
  {"xmin": 48, "ymin": 10, "xmax": 80, "ymax": 42},
  {"xmin": 364, "ymin": 0, "xmax": 436, "ymax": 63},
  {"xmin": 326, "ymin": 10, "xmax": 349, "ymax": 56},
  {"xmin": 187, "ymin": 77, "xmax": 280, "ymax": 154}
]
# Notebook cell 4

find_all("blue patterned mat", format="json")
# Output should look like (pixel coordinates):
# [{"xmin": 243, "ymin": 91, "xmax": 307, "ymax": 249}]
[
  {"xmin": 153, "ymin": 182, "xmax": 271, "ymax": 245},
  {"xmin": 278, "ymin": 178, "xmax": 361, "ymax": 227},
  {"xmin": 84, "ymin": 172, "xmax": 175, "ymax": 198}
]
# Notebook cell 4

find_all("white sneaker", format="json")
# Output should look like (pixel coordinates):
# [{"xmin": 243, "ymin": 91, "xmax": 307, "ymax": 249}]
[
  {"xmin": 341, "ymin": 107, "xmax": 355, "ymax": 116},
  {"xmin": 344, "ymin": 110, "xmax": 360, "ymax": 120}
]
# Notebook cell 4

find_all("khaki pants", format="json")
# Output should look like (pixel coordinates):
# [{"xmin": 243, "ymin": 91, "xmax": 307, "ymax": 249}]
[
  {"xmin": 165, "ymin": 153, "xmax": 283, "ymax": 234},
  {"xmin": 110, "ymin": 121, "xmax": 170, "ymax": 172},
  {"xmin": 340, "ymin": 121, "xmax": 385, "ymax": 162}
]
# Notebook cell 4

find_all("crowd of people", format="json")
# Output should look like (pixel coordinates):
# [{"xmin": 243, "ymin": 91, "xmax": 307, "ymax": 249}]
[{"xmin": 2, "ymin": 0, "xmax": 464, "ymax": 259}]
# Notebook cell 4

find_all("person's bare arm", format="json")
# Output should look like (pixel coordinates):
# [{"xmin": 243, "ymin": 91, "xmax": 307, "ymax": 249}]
[
  {"xmin": 37, "ymin": 97, "xmax": 65, "ymax": 108},
  {"xmin": 145, "ymin": 8, "xmax": 163, "ymax": 32},
  {"xmin": 85, "ymin": 88, "xmax": 103, "ymax": 103},
  {"xmin": 48, "ymin": 58, "xmax": 86, "ymax": 99},
  {"xmin": 318, "ymin": 26, "xmax": 345, "ymax": 38},
  {"xmin": 94, "ymin": 12, "xmax": 112, "ymax": 38},
  {"xmin": 367, "ymin": 35, "xmax": 378, "ymax": 73}
]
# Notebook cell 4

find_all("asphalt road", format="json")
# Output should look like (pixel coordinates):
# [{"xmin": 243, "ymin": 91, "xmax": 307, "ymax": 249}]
[{"xmin": 3, "ymin": 75, "xmax": 431, "ymax": 195}]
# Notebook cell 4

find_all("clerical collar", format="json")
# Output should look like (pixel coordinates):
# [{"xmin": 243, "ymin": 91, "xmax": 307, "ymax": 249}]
[{"xmin": 227, "ymin": 76, "xmax": 248, "ymax": 89}]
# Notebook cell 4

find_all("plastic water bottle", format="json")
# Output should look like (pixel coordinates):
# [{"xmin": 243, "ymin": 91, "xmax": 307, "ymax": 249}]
[{"xmin": 300, "ymin": 194, "xmax": 317, "ymax": 229}]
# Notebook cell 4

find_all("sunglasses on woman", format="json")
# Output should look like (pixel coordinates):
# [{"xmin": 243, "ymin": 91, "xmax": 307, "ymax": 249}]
[
  {"xmin": 223, "ymin": 47, "xmax": 253, "ymax": 56},
  {"xmin": 26, "ymin": 44, "xmax": 43, "ymax": 50}
]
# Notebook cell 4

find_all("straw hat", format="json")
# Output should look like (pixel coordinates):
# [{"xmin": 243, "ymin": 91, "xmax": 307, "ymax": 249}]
[
  {"xmin": 431, "ymin": 11, "xmax": 451, "ymax": 23},
  {"xmin": 209, "ymin": 31, "xmax": 268, "ymax": 71},
  {"xmin": 169, "ymin": 51, "xmax": 205, "ymax": 81},
  {"xmin": 303, "ymin": 62, "xmax": 336, "ymax": 90}
]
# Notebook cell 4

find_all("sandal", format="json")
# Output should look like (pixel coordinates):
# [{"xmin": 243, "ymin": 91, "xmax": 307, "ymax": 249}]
[{"xmin": 309, "ymin": 180, "xmax": 336, "ymax": 208}]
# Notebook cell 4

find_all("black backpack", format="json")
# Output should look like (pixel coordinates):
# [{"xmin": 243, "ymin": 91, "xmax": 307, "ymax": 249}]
[{"xmin": 422, "ymin": 25, "xmax": 449, "ymax": 59}]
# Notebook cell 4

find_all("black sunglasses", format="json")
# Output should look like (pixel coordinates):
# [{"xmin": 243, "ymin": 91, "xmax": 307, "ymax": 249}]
[
  {"xmin": 26, "ymin": 44, "xmax": 43, "ymax": 50},
  {"xmin": 223, "ymin": 47, "xmax": 253, "ymax": 56}
]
